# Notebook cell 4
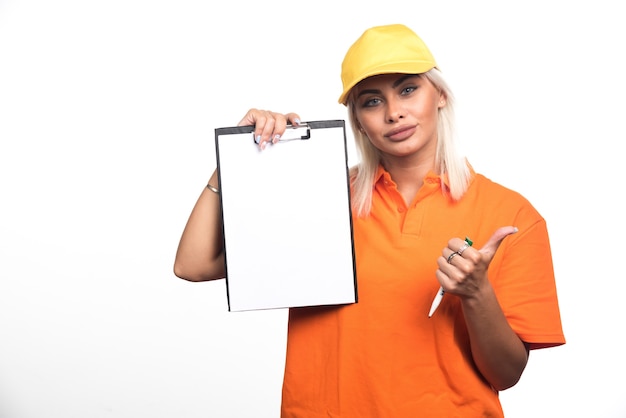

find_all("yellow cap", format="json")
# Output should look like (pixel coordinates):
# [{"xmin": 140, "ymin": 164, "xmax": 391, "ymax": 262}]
[{"xmin": 338, "ymin": 24, "xmax": 437, "ymax": 105}]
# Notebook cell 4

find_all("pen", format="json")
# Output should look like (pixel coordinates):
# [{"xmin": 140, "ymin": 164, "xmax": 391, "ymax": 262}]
[
  {"xmin": 428, "ymin": 237, "xmax": 473, "ymax": 318},
  {"xmin": 428, "ymin": 287, "xmax": 445, "ymax": 318}
]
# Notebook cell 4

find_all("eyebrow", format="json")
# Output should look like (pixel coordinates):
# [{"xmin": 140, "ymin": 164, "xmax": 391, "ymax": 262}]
[
  {"xmin": 392, "ymin": 74, "xmax": 419, "ymax": 88},
  {"xmin": 356, "ymin": 74, "xmax": 420, "ymax": 99}
]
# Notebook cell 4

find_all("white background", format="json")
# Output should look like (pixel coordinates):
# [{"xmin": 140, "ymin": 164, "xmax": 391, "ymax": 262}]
[{"xmin": 1, "ymin": 1, "xmax": 624, "ymax": 417}]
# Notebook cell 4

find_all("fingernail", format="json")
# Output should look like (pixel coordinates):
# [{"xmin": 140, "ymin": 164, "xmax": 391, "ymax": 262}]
[
  {"xmin": 294, "ymin": 118, "xmax": 301, "ymax": 125},
  {"xmin": 273, "ymin": 134, "xmax": 281, "ymax": 143},
  {"xmin": 255, "ymin": 135, "xmax": 261, "ymax": 144}
]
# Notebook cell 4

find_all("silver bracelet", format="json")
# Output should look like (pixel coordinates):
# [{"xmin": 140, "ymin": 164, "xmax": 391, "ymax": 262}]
[{"xmin": 206, "ymin": 184, "xmax": 219, "ymax": 194}]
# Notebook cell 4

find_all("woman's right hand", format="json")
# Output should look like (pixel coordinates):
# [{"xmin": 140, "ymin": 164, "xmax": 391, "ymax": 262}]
[{"xmin": 238, "ymin": 109, "xmax": 302, "ymax": 150}]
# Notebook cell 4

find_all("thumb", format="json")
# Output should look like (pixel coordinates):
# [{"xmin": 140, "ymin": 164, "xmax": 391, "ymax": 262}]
[{"xmin": 478, "ymin": 226, "xmax": 518, "ymax": 260}]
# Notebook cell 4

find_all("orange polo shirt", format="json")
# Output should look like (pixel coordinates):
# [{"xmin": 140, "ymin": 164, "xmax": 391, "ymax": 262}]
[{"xmin": 280, "ymin": 165, "xmax": 565, "ymax": 418}]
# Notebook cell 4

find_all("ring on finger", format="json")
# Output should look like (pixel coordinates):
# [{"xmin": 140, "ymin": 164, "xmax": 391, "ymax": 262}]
[
  {"xmin": 457, "ymin": 242, "xmax": 470, "ymax": 256},
  {"xmin": 447, "ymin": 252, "xmax": 459, "ymax": 264}
]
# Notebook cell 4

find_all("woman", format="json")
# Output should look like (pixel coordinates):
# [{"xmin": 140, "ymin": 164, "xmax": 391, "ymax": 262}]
[{"xmin": 174, "ymin": 24, "xmax": 565, "ymax": 417}]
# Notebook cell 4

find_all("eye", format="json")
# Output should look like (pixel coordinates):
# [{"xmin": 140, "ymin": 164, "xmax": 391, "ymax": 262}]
[
  {"xmin": 401, "ymin": 85, "xmax": 417, "ymax": 95},
  {"xmin": 361, "ymin": 97, "xmax": 382, "ymax": 108}
]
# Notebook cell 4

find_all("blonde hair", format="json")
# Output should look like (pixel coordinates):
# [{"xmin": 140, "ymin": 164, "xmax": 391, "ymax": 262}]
[{"xmin": 347, "ymin": 68, "xmax": 471, "ymax": 217}]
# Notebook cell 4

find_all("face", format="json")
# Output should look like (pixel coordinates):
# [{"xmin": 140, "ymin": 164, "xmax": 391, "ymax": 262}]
[{"xmin": 352, "ymin": 73, "xmax": 445, "ymax": 165}]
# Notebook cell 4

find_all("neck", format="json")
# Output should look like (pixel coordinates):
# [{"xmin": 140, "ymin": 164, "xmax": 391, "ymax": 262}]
[{"xmin": 381, "ymin": 155, "xmax": 435, "ymax": 206}]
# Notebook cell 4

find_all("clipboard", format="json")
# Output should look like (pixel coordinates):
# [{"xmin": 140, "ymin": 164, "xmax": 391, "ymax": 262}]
[{"xmin": 215, "ymin": 120, "xmax": 357, "ymax": 312}]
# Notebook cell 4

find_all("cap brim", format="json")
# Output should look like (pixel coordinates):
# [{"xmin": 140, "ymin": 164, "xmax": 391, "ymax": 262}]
[{"xmin": 338, "ymin": 61, "xmax": 436, "ymax": 105}]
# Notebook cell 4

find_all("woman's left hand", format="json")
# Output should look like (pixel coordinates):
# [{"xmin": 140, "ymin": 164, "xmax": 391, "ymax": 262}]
[{"xmin": 436, "ymin": 226, "xmax": 518, "ymax": 299}]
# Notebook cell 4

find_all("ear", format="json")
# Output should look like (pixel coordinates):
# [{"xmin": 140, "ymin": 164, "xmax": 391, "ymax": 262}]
[
  {"xmin": 438, "ymin": 94, "xmax": 447, "ymax": 108},
  {"xmin": 353, "ymin": 118, "xmax": 364, "ymax": 133}
]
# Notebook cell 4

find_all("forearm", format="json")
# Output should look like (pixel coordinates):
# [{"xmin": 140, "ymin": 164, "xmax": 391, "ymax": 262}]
[
  {"xmin": 173, "ymin": 170, "xmax": 225, "ymax": 282},
  {"xmin": 461, "ymin": 284, "xmax": 529, "ymax": 391}
]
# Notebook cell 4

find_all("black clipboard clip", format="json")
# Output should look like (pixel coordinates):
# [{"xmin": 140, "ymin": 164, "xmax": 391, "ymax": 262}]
[{"xmin": 253, "ymin": 123, "xmax": 310, "ymax": 143}]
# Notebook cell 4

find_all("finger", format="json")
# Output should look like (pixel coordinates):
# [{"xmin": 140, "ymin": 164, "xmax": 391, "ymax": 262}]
[
  {"xmin": 447, "ymin": 237, "xmax": 471, "ymax": 256},
  {"xmin": 436, "ymin": 252, "xmax": 466, "ymax": 290},
  {"xmin": 237, "ymin": 109, "xmax": 268, "ymax": 147},
  {"xmin": 478, "ymin": 226, "xmax": 519, "ymax": 260},
  {"xmin": 435, "ymin": 256, "xmax": 456, "ymax": 288},
  {"xmin": 235, "ymin": 109, "xmax": 276, "ymax": 147},
  {"xmin": 445, "ymin": 248, "xmax": 461, "ymax": 265},
  {"xmin": 285, "ymin": 112, "xmax": 302, "ymax": 126},
  {"xmin": 271, "ymin": 115, "xmax": 288, "ymax": 144},
  {"xmin": 256, "ymin": 115, "xmax": 277, "ymax": 149},
  {"xmin": 270, "ymin": 112, "xmax": 303, "ymax": 144},
  {"xmin": 434, "ymin": 268, "xmax": 450, "ymax": 289}
]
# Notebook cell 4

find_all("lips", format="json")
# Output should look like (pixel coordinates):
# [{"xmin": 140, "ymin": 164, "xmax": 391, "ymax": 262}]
[{"xmin": 384, "ymin": 125, "xmax": 417, "ymax": 141}]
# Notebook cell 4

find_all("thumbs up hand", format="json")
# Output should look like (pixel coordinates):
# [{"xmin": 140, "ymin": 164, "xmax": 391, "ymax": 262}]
[{"xmin": 435, "ymin": 226, "xmax": 518, "ymax": 299}]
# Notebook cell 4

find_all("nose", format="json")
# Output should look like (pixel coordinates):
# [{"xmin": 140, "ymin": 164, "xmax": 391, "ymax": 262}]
[{"xmin": 385, "ymin": 97, "xmax": 405, "ymax": 123}]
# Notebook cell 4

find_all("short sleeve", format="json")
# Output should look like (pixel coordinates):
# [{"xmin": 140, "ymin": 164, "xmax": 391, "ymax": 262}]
[{"xmin": 490, "ymin": 210, "xmax": 566, "ymax": 350}]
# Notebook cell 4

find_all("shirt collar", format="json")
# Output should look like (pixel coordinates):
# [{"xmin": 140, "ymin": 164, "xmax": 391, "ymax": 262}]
[{"xmin": 374, "ymin": 162, "xmax": 476, "ymax": 190}]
